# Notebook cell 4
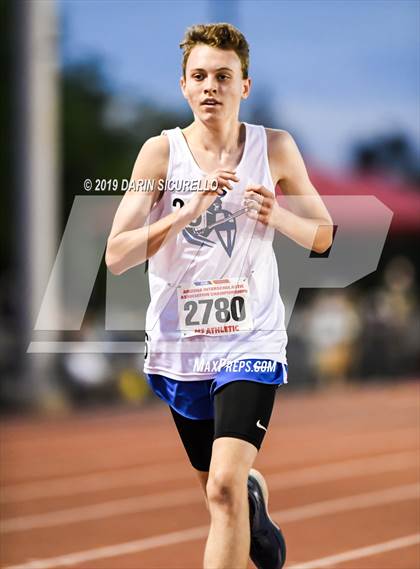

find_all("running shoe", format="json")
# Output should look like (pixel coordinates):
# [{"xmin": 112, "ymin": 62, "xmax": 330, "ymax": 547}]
[{"xmin": 248, "ymin": 469, "xmax": 286, "ymax": 569}]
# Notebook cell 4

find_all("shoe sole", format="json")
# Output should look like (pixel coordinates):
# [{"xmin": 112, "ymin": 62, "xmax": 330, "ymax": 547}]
[{"xmin": 249, "ymin": 468, "xmax": 280, "ymax": 531}]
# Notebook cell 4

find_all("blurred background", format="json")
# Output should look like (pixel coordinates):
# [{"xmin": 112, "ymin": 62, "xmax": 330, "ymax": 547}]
[
  {"xmin": 1, "ymin": 2, "xmax": 419, "ymax": 568},
  {"xmin": 1, "ymin": 0, "xmax": 419, "ymax": 413}
]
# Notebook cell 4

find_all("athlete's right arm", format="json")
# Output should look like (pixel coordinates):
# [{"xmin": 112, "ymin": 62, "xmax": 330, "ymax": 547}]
[
  {"xmin": 106, "ymin": 135, "xmax": 187, "ymax": 275},
  {"xmin": 105, "ymin": 136, "xmax": 237, "ymax": 276}
]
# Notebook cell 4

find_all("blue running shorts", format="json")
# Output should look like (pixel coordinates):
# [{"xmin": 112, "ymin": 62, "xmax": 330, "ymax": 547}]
[{"xmin": 145, "ymin": 359, "xmax": 288, "ymax": 420}]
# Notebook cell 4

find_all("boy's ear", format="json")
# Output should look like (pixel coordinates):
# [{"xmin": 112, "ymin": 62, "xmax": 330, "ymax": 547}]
[
  {"xmin": 180, "ymin": 76, "xmax": 187, "ymax": 99},
  {"xmin": 242, "ymin": 77, "xmax": 252, "ymax": 100}
]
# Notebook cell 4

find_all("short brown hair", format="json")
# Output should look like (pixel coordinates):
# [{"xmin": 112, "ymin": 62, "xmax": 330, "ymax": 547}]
[{"xmin": 180, "ymin": 23, "xmax": 249, "ymax": 79}]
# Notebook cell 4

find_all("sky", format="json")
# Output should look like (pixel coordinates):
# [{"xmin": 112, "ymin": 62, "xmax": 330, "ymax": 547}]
[{"xmin": 59, "ymin": 0, "xmax": 419, "ymax": 170}]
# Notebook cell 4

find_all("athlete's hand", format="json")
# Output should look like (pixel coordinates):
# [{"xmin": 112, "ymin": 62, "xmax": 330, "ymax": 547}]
[
  {"xmin": 185, "ymin": 169, "xmax": 239, "ymax": 219},
  {"xmin": 243, "ymin": 184, "xmax": 279, "ymax": 226}
]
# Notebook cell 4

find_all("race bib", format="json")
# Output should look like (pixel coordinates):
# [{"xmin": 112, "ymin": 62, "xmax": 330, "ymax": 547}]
[{"xmin": 177, "ymin": 277, "xmax": 253, "ymax": 338}]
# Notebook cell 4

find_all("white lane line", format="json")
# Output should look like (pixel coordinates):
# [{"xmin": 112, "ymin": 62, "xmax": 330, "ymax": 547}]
[
  {"xmin": 4, "ymin": 526, "xmax": 210, "ymax": 569},
  {"xmin": 1, "ymin": 452, "xmax": 418, "ymax": 533},
  {"xmin": 0, "ymin": 487, "xmax": 201, "ymax": 533},
  {"xmin": 288, "ymin": 533, "xmax": 420, "ymax": 568},
  {"xmin": 3, "ymin": 484, "xmax": 419, "ymax": 569},
  {"xmin": 0, "ymin": 460, "xmax": 189, "ymax": 503},
  {"xmin": 2, "ymin": 427, "xmax": 417, "ymax": 503},
  {"xmin": 273, "ymin": 482, "xmax": 419, "ymax": 523},
  {"xmin": 268, "ymin": 450, "xmax": 419, "ymax": 489},
  {"xmin": 0, "ymin": 440, "xmax": 420, "ymax": 504}
]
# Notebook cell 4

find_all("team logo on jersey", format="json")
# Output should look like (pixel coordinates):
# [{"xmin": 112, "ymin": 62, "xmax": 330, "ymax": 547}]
[{"xmin": 183, "ymin": 197, "xmax": 247, "ymax": 257}]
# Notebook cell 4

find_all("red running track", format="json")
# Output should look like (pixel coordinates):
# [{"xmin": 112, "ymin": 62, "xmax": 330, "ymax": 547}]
[{"xmin": 0, "ymin": 380, "xmax": 419, "ymax": 568}]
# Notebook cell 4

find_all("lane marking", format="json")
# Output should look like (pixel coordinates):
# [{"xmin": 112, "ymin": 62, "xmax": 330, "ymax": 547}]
[
  {"xmin": 268, "ymin": 451, "xmax": 419, "ymax": 489},
  {"xmin": 1, "ymin": 438, "xmax": 418, "ymax": 503},
  {"xmin": 288, "ymin": 533, "xmax": 420, "ymax": 568},
  {"xmin": 2, "ymin": 483, "xmax": 419, "ymax": 568},
  {"xmin": 274, "ymin": 482, "xmax": 419, "ymax": 523},
  {"xmin": 1, "ymin": 453, "xmax": 418, "ymax": 532},
  {"xmin": 0, "ymin": 461, "xmax": 189, "ymax": 503},
  {"xmin": 3, "ymin": 527, "xmax": 210, "ymax": 569},
  {"xmin": 0, "ymin": 428, "xmax": 419, "ymax": 488}
]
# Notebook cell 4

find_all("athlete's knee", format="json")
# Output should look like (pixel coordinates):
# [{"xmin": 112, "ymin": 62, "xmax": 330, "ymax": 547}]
[{"xmin": 206, "ymin": 469, "xmax": 244, "ymax": 513}]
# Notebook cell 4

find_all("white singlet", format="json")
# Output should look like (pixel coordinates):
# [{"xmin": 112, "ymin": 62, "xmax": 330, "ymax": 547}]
[{"xmin": 143, "ymin": 122, "xmax": 288, "ymax": 381}]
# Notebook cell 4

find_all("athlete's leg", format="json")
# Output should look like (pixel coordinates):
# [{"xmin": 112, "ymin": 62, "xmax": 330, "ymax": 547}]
[
  {"xmin": 204, "ymin": 379, "xmax": 281, "ymax": 569},
  {"xmin": 204, "ymin": 380, "xmax": 276, "ymax": 568},
  {"xmin": 204, "ymin": 436, "xmax": 257, "ymax": 569},
  {"xmin": 168, "ymin": 406, "xmax": 213, "ymax": 510},
  {"xmin": 146, "ymin": 374, "xmax": 215, "ymax": 511},
  {"xmin": 195, "ymin": 458, "xmax": 268, "ymax": 520},
  {"xmin": 196, "ymin": 470, "xmax": 210, "ymax": 508}
]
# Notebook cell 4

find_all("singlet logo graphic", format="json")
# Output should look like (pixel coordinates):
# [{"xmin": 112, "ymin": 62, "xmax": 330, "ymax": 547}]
[{"xmin": 182, "ymin": 197, "xmax": 247, "ymax": 257}]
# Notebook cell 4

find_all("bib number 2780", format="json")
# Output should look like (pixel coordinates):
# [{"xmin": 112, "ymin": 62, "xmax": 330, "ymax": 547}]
[
  {"xmin": 177, "ymin": 277, "xmax": 253, "ymax": 337},
  {"xmin": 185, "ymin": 296, "xmax": 245, "ymax": 325}
]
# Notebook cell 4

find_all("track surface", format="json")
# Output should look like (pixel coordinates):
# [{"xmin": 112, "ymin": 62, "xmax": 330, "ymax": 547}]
[{"xmin": 1, "ymin": 380, "xmax": 419, "ymax": 568}]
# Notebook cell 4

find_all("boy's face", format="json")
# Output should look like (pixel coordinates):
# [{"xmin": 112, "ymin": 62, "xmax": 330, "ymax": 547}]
[{"xmin": 180, "ymin": 44, "xmax": 251, "ymax": 122}]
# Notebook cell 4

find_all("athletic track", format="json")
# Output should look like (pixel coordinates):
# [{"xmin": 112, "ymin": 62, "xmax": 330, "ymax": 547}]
[{"xmin": 1, "ymin": 380, "xmax": 419, "ymax": 568}]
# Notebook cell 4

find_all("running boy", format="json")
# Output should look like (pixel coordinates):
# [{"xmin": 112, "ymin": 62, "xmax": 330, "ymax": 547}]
[{"xmin": 106, "ymin": 23, "xmax": 333, "ymax": 569}]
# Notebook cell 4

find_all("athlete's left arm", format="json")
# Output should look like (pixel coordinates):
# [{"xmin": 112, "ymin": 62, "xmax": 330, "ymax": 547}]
[{"xmin": 244, "ymin": 130, "xmax": 333, "ymax": 253}]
